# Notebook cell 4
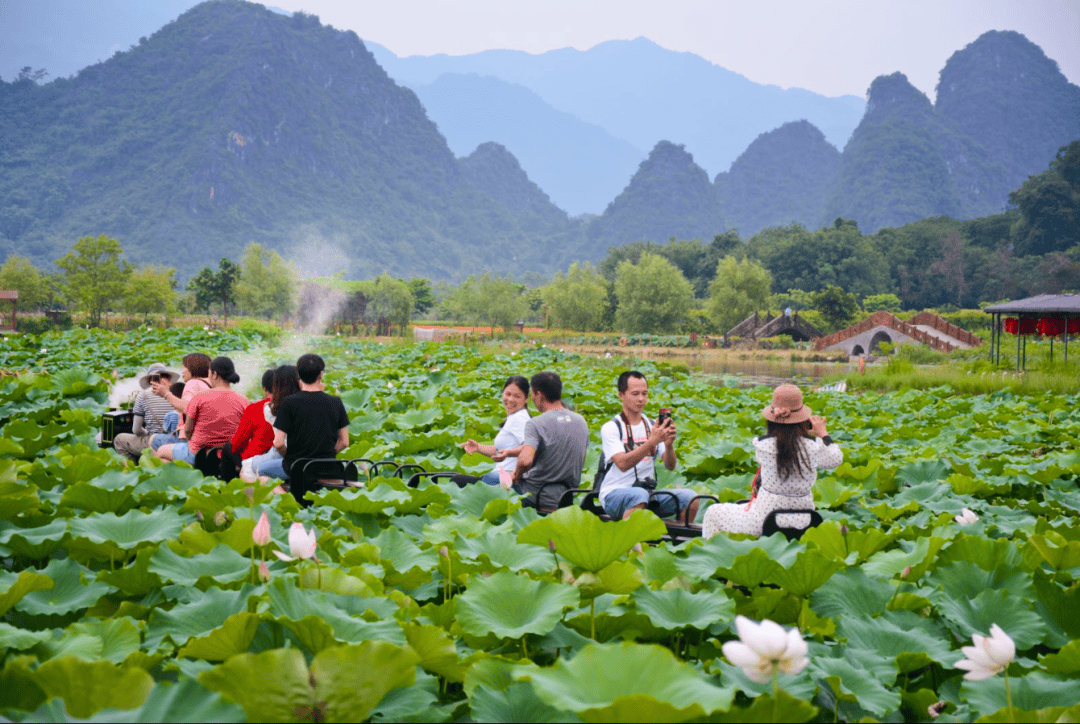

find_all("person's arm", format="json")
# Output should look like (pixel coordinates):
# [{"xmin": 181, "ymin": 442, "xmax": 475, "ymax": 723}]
[
  {"xmin": 462, "ymin": 440, "xmax": 496, "ymax": 458},
  {"xmin": 335, "ymin": 426, "xmax": 349, "ymax": 453},
  {"xmin": 491, "ymin": 444, "xmax": 523, "ymax": 462},
  {"xmin": 512, "ymin": 445, "xmax": 535, "ymax": 483},
  {"xmin": 132, "ymin": 415, "xmax": 145, "ymax": 435},
  {"xmin": 810, "ymin": 416, "xmax": 842, "ymax": 469},
  {"xmin": 609, "ymin": 420, "xmax": 665, "ymax": 472},
  {"xmin": 183, "ymin": 414, "xmax": 196, "ymax": 440},
  {"xmin": 231, "ymin": 407, "xmax": 256, "ymax": 458},
  {"xmin": 151, "ymin": 379, "xmax": 186, "ymax": 414},
  {"xmin": 273, "ymin": 428, "xmax": 287, "ymax": 456}
]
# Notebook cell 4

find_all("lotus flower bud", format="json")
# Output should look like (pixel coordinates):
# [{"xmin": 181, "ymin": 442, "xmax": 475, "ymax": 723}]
[
  {"xmin": 244, "ymin": 486, "xmax": 255, "ymax": 504},
  {"xmin": 439, "ymin": 546, "xmax": 449, "ymax": 559},
  {"xmin": 214, "ymin": 511, "xmax": 227, "ymax": 527},
  {"xmin": 901, "ymin": 565, "xmax": 911, "ymax": 579},
  {"xmin": 928, "ymin": 701, "xmax": 947, "ymax": 719},
  {"xmin": 258, "ymin": 560, "xmax": 271, "ymax": 583},
  {"xmin": 252, "ymin": 511, "xmax": 271, "ymax": 547},
  {"xmin": 548, "ymin": 540, "xmax": 557, "ymax": 552},
  {"xmin": 632, "ymin": 543, "xmax": 643, "ymax": 555},
  {"xmin": 196, "ymin": 510, "xmax": 204, "ymax": 521},
  {"xmin": 840, "ymin": 525, "xmax": 848, "ymax": 535}
]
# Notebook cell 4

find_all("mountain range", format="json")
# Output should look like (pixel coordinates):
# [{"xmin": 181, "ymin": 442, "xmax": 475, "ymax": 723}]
[{"xmin": 1, "ymin": 1, "xmax": 1078, "ymax": 281}]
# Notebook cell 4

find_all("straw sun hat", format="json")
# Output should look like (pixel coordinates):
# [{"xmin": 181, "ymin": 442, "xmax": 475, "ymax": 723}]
[
  {"xmin": 138, "ymin": 363, "xmax": 178, "ymax": 389},
  {"xmin": 762, "ymin": 384, "xmax": 813, "ymax": 424}
]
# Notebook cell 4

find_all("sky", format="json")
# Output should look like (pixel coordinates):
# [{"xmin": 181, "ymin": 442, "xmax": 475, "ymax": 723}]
[{"xmin": 1, "ymin": 0, "xmax": 1079, "ymax": 100}]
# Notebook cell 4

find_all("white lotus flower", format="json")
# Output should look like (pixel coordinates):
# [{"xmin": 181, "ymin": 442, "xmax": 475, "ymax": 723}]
[
  {"xmin": 954, "ymin": 508, "xmax": 979, "ymax": 525},
  {"xmin": 955, "ymin": 624, "xmax": 1015, "ymax": 681},
  {"xmin": 721, "ymin": 615, "xmax": 809, "ymax": 683},
  {"xmin": 273, "ymin": 522, "xmax": 318, "ymax": 561}
]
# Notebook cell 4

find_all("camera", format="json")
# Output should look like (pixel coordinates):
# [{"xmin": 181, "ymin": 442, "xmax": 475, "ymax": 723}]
[
  {"xmin": 149, "ymin": 374, "xmax": 162, "ymax": 383},
  {"xmin": 658, "ymin": 408, "xmax": 672, "ymax": 425}
]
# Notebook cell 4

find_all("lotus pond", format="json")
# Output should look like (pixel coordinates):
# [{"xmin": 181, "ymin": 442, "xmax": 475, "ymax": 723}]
[{"xmin": 1, "ymin": 328, "xmax": 1079, "ymax": 722}]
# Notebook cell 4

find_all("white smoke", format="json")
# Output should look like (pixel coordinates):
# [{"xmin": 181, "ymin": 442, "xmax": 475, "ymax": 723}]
[{"xmin": 282, "ymin": 226, "xmax": 354, "ymax": 336}]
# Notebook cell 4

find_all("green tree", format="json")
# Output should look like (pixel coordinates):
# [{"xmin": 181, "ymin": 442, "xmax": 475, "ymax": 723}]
[
  {"xmin": 235, "ymin": 243, "xmax": 296, "ymax": 320},
  {"xmin": 125, "ymin": 265, "xmax": 178, "ymax": 323},
  {"xmin": 542, "ymin": 262, "xmax": 608, "ymax": 331},
  {"xmin": 187, "ymin": 258, "xmax": 240, "ymax": 322},
  {"xmin": 749, "ymin": 221, "xmax": 888, "ymax": 297},
  {"xmin": 0, "ymin": 255, "xmax": 50, "ymax": 311},
  {"xmin": 613, "ymin": 252, "xmax": 694, "ymax": 334},
  {"xmin": 862, "ymin": 293, "xmax": 903, "ymax": 313},
  {"xmin": 808, "ymin": 284, "xmax": 862, "ymax": 333},
  {"xmin": 54, "ymin": 234, "xmax": 131, "ymax": 327},
  {"xmin": 406, "ymin": 278, "xmax": 435, "ymax": 316},
  {"xmin": 706, "ymin": 256, "xmax": 773, "ymax": 333},
  {"xmin": 441, "ymin": 273, "xmax": 525, "ymax": 331},
  {"xmin": 364, "ymin": 274, "xmax": 414, "ymax": 336}
]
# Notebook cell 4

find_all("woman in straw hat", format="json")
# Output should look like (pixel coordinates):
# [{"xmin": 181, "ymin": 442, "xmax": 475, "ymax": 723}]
[{"xmin": 702, "ymin": 384, "xmax": 842, "ymax": 538}]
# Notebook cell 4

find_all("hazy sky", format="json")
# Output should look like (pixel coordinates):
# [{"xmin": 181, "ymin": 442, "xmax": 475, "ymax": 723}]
[{"xmin": 2, "ymin": 0, "xmax": 1078, "ymax": 100}]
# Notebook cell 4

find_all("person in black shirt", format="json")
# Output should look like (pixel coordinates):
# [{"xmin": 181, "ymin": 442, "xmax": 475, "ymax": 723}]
[{"xmin": 273, "ymin": 353, "xmax": 349, "ymax": 504}]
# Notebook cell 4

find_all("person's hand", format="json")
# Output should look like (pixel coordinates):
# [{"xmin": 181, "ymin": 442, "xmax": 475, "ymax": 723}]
[
  {"xmin": 491, "ymin": 449, "xmax": 508, "ymax": 462},
  {"xmin": 461, "ymin": 439, "xmax": 480, "ymax": 455},
  {"xmin": 650, "ymin": 417, "xmax": 675, "ymax": 448},
  {"xmin": 810, "ymin": 415, "xmax": 828, "ymax": 437},
  {"xmin": 150, "ymin": 379, "xmax": 170, "ymax": 398}
]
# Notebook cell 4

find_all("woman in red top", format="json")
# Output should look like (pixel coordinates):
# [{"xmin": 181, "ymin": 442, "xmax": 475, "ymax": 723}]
[{"xmin": 231, "ymin": 368, "xmax": 276, "ymax": 459}]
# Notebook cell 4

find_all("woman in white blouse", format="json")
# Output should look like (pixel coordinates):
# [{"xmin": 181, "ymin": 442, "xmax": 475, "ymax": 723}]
[
  {"xmin": 703, "ymin": 384, "xmax": 842, "ymax": 538},
  {"xmin": 461, "ymin": 376, "xmax": 531, "ymax": 485}
]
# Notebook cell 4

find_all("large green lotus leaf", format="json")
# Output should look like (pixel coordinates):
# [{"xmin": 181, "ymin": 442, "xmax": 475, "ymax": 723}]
[
  {"xmin": 33, "ymin": 657, "xmax": 154, "ymax": 718},
  {"xmin": 595, "ymin": 560, "xmax": 644, "ymax": 596},
  {"xmin": 839, "ymin": 610, "xmax": 961, "ymax": 671},
  {"xmin": 446, "ymin": 481, "xmax": 514, "ymax": 519},
  {"xmin": 933, "ymin": 534, "xmax": 1026, "ymax": 575},
  {"xmin": 962, "ymin": 671, "xmax": 1080, "ymax": 719},
  {"xmin": 368, "ymin": 527, "xmax": 437, "ymax": 589},
  {"xmin": 393, "ymin": 406, "xmax": 442, "ymax": 430},
  {"xmin": 69, "ymin": 508, "xmax": 185, "ymax": 552},
  {"xmin": 15, "ymin": 558, "xmax": 116, "ymax": 617},
  {"xmin": 144, "ymin": 586, "xmax": 258, "ymax": 650},
  {"xmin": 974, "ymin": 704, "xmax": 1080, "ymax": 724},
  {"xmin": 177, "ymin": 612, "xmax": 261, "ymax": 662},
  {"xmin": 715, "ymin": 547, "xmax": 785, "ymax": 588},
  {"xmin": 0, "ymin": 482, "xmax": 40, "ymax": 520},
  {"xmin": 0, "ymin": 518, "xmax": 68, "ymax": 559},
  {"xmin": 62, "ymin": 617, "xmax": 142, "ymax": 664},
  {"xmin": 935, "ymin": 587, "xmax": 1048, "ymax": 650},
  {"xmin": 865, "ymin": 499, "xmax": 919, "ymax": 522},
  {"xmin": 470, "ymin": 682, "xmax": 579, "ymax": 723},
  {"xmin": 801, "ymin": 521, "xmax": 895, "ymax": 563},
  {"xmin": 199, "ymin": 648, "xmax": 315, "ymax": 723},
  {"xmin": 391, "ymin": 479, "xmax": 453, "ymax": 515},
  {"xmin": 926, "ymin": 560, "xmax": 1033, "ymax": 602},
  {"xmin": 811, "ymin": 654, "xmax": 900, "ymax": 717},
  {"xmin": 0, "ymin": 568, "xmax": 54, "ymax": 616},
  {"xmin": 682, "ymin": 440, "xmax": 752, "ymax": 476},
  {"xmin": 462, "ymin": 656, "xmax": 543, "ymax": 697},
  {"xmin": 453, "ymin": 530, "xmax": 555, "ymax": 574},
  {"xmin": 148, "ymin": 544, "xmax": 252, "ymax": 587},
  {"xmin": 639, "ymin": 544, "xmax": 680, "ymax": 585},
  {"xmin": 97, "ymin": 546, "xmax": 163, "ymax": 596},
  {"xmin": 394, "ymin": 429, "xmax": 455, "ymax": 455},
  {"xmin": 422, "ymin": 514, "xmax": 496, "ymax": 543},
  {"xmin": 631, "ymin": 586, "xmax": 735, "ymax": 632},
  {"xmin": 311, "ymin": 641, "xmax": 420, "ymax": 723},
  {"xmin": 311, "ymin": 486, "xmax": 411, "ymax": 515},
  {"xmin": 810, "ymin": 567, "xmax": 893, "ymax": 619},
  {"xmin": 456, "ymin": 570, "xmax": 579, "ymax": 640},
  {"xmin": 79, "ymin": 676, "xmax": 246, "ymax": 723},
  {"xmin": 0, "ymin": 654, "xmax": 48, "ymax": 712},
  {"xmin": 0, "ymin": 621, "xmax": 52, "ymax": 650},
  {"xmin": 263, "ymin": 578, "xmax": 404, "ymax": 652},
  {"xmin": 60, "ymin": 470, "xmax": 142, "ymax": 514},
  {"xmin": 369, "ymin": 669, "xmax": 449, "ymax": 722},
  {"xmin": 1038, "ymin": 638, "xmax": 1080, "ymax": 674},
  {"xmin": 1033, "ymin": 573, "xmax": 1080, "ymax": 648},
  {"xmin": 134, "ymin": 464, "xmax": 209, "ymax": 501},
  {"xmin": 862, "ymin": 535, "xmax": 946, "ymax": 580},
  {"xmin": 521, "ymin": 641, "xmax": 734, "ymax": 722},
  {"xmin": 402, "ymin": 623, "xmax": 467, "ymax": 681},
  {"xmin": 517, "ymin": 507, "xmax": 667, "ymax": 573},
  {"xmin": 767, "ymin": 549, "xmax": 845, "ymax": 597},
  {"xmin": 712, "ymin": 689, "xmax": 818, "ymax": 723},
  {"xmin": 812, "ymin": 477, "xmax": 858, "ymax": 509},
  {"xmin": 677, "ymin": 534, "xmax": 801, "ymax": 581},
  {"xmin": 298, "ymin": 565, "xmax": 381, "ymax": 597},
  {"xmin": 1025, "ymin": 534, "xmax": 1080, "ymax": 571}
]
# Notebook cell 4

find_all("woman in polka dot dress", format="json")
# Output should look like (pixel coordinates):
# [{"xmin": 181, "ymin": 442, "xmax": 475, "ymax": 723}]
[{"xmin": 703, "ymin": 384, "xmax": 842, "ymax": 539}]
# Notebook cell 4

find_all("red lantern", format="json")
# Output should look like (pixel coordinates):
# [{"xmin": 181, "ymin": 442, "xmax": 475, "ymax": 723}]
[
  {"xmin": 1036, "ymin": 317, "xmax": 1066, "ymax": 337},
  {"xmin": 1069, "ymin": 318, "xmax": 1080, "ymax": 334},
  {"xmin": 1004, "ymin": 318, "xmax": 1018, "ymax": 334},
  {"xmin": 1019, "ymin": 318, "xmax": 1038, "ymax": 335}
]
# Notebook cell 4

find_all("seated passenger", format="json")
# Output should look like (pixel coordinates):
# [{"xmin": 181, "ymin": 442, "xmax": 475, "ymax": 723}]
[
  {"xmin": 243, "ymin": 365, "xmax": 301, "ymax": 482},
  {"xmin": 597, "ymin": 371, "xmax": 698, "ymax": 521},
  {"xmin": 512, "ymin": 371, "xmax": 589, "ymax": 509},
  {"xmin": 231, "ymin": 368, "xmax": 276, "ymax": 460},
  {"xmin": 156, "ymin": 357, "xmax": 249, "ymax": 465},
  {"xmin": 112, "ymin": 363, "xmax": 179, "ymax": 462},
  {"xmin": 152, "ymin": 381, "xmax": 186, "ymax": 450},
  {"xmin": 703, "ymin": 384, "xmax": 842, "ymax": 538},
  {"xmin": 460, "ymin": 375, "xmax": 531, "ymax": 485},
  {"xmin": 149, "ymin": 353, "xmax": 211, "ymax": 450}
]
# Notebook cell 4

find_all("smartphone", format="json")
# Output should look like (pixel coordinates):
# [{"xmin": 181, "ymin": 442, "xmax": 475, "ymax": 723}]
[{"xmin": 658, "ymin": 408, "xmax": 672, "ymax": 425}]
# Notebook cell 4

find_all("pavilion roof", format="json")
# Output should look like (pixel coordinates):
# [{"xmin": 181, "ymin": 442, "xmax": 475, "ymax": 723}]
[{"xmin": 983, "ymin": 294, "xmax": 1080, "ymax": 315}]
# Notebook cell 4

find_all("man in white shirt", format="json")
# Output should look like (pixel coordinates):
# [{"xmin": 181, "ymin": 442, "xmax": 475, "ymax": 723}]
[{"xmin": 598, "ymin": 370, "xmax": 698, "ymax": 522}]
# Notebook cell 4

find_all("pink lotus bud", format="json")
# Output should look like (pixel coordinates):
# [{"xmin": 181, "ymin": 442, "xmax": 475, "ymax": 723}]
[
  {"xmin": 901, "ymin": 565, "xmax": 911, "ymax": 579},
  {"xmin": 252, "ymin": 511, "xmax": 271, "ymax": 547},
  {"xmin": 439, "ymin": 546, "xmax": 449, "ymax": 559},
  {"xmin": 244, "ymin": 486, "xmax": 255, "ymax": 504},
  {"xmin": 196, "ymin": 510, "xmax": 204, "ymax": 521},
  {"xmin": 840, "ymin": 525, "xmax": 848, "ymax": 535},
  {"xmin": 258, "ymin": 560, "xmax": 270, "ymax": 583},
  {"xmin": 499, "ymin": 467, "xmax": 514, "ymax": 490},
  {"xmin": 214, "ymin": 511, "xmax": 227, "ymax": 527},
  {"xmin": 632, "ymin": 543, "xmax": 643, "ymax": 555},
  {"xmin": 548, "ymin": 540, "xmax": 556, "ymax": 553}
]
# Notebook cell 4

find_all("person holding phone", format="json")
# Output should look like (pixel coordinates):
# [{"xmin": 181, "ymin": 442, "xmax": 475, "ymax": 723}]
[
  {"xmin": 112, "ymin": 363, "xmax": 179, "ymax": 461},
  {"xmin": 596, "ymin": 370, "xmax": 698, "ymax": 521}
]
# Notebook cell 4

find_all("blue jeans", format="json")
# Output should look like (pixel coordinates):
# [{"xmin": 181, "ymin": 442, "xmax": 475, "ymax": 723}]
[
  {"xmin": 481, "ymin": 470, "xmax": 502, "ymax": 485},
  {"xmin": 151, "ymin": 433, "xmax": 179, "ymax": 450},
  {"xmin": 603, "ymin": 487, "xmax": 698, "ymax": 520},
  {"xmin": 170, "ymin": 441, "xmax": 196, "ymax": 465},
  {"xmin": 250, "ymin": 450, "xmax": 286, "ymax": 479}
]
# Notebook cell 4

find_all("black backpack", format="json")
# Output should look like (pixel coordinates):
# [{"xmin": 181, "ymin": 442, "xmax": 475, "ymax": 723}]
[{"xmin": 592, "ymin": 413, "xmax": 653, "ymax": 491}]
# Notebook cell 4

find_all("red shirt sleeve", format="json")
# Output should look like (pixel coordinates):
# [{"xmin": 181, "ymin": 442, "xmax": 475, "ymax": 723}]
[{"xmin": 231, "ymin": 398, "xmax": 274, "ymax": 459}]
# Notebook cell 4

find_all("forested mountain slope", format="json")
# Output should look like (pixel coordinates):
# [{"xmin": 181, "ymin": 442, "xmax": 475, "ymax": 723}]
[{"xmin": 0, "ymin": 0, "xmax": 577, "ymax": 280}]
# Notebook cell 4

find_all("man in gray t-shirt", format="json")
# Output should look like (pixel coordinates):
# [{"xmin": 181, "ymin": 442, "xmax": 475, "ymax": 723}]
[{"xmin": 512, "ymin": 371, "xmax": 589, "ymax": 509}]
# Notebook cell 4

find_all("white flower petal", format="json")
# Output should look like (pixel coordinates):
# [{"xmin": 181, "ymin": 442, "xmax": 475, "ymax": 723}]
[
  {"xmin": 985, "ymin": 624, "xmax": 1015, "ymax": 666},
  {"xmin": 777, "ymin": 654, "xmax": 809, "ymax": 676},
  {"xmin": 743, "ymin": 660, "xmax": 776, "ymax": 684},
  {"xmin": 722, "ymin": 641, "xmax": 763, "ymax": 669},
  {"xmin": 272, "ymin": 551, "xmax": 296, "ymax": 562},
  {"xmin": 961, "ymin": 641, "xmax": 996, "ymax": 669},
  {"xmin": 783, "ymin": 627, "xmax": 808, "ymax": 662},
  {"xmin": 733, "ymin": 615, "xmax": 758, "ymax": 643},
  {"xmin": 750, "ymin": 619, "xmax": 790, "ymax": 659}
]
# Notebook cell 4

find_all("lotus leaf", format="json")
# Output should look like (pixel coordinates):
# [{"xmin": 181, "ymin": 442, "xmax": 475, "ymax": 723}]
[
  {"xmin": 312, "ymin": 486, "xmax": 411, "ymax": 515},
  {"xmin": 60, "ymin": 617, "xmax": 143, "ymax": 664},
  {"xmin": 678, "ymin": 533, "xmax": 801, "ymax": 581},
  {"xmin": 453, "ymin": 530, "xmax": 557, "ymax": 574},
  {"xmin": 962, "ymin": 671, "xmax": 1080, "ymax": 719},
  {"xmin": 456, "ymin": 569, "xmax": 580, "ymax": 639},
  {"xmin": 144, "ymin": 586, "xmax": 258, "ymax": 650},
  {"xmin": 838, "ymin": 610, "xmax": 960, "ymax": 671},
  {"xmin": 76, "ymin": 676, "xmax": 247, "ymax": 723},
  {"xmin": 148, "ymin": 544, "xmax": 253, "ymax": 587},
  {"xmin": 766, "ymin": 549, "xmax": 845, "ymax": 597},
  {"xmin": 15, "ymin": 558, "xmax": 115, "ymax": 617},
  {"xmin": 177, "ymin": 612, "xmax": 261, "ymax": 662},
  {"xmin": 812, "ymin": 653, "xmax": 900, "ymax": 717},
  {"xmin": 60, "ymin": 470, "xmax": 142, "ymax": 514},
  {"xmin": 199, "ymin": 648, "xmax": 315, "ymax": 722},
  {"xmin": 369, "ymin": 670, "xmax": 448, "ymax": 722},
  {"xmin": 811, "ymin": 567, "xmax": 894, "ymax": 619},
  {"xmin": 310, "ymin": 641, "xmax": 420, "ymax": 722},
  {"xmin": 935, "ymin": 586, "xmax": 1049, "ymax": 650},
  {"xmin": 517, "ymin": 507, "xmax": 667, "ymax": 573},
  {"xmin": 69, "ymin": 508, "xmax": 186, "ymax": 552},
  {"xmin": 632, "ymin": 586, "xmax": 735, "ymax": 631},
  {"xmin": 0, "ymin": 569, "xmax": 54, "ymax": 616},
  {"xmin": 0, "ymin": 621, "xmax": 52, "ymax": 650},
  {"xmin": 33, "ymin": 657, "xmax": 155, "ymax": 718},
  {"xmin": 521, "ymin": 641, "xmax": 734, "ymax": 722},
  {"xmin": 470, "ymin": 682, "xmax": 578, "ymax": 723},
  {"xmin": 0, "ymin": 518, "xmax": 68, "ymax": 559}
]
